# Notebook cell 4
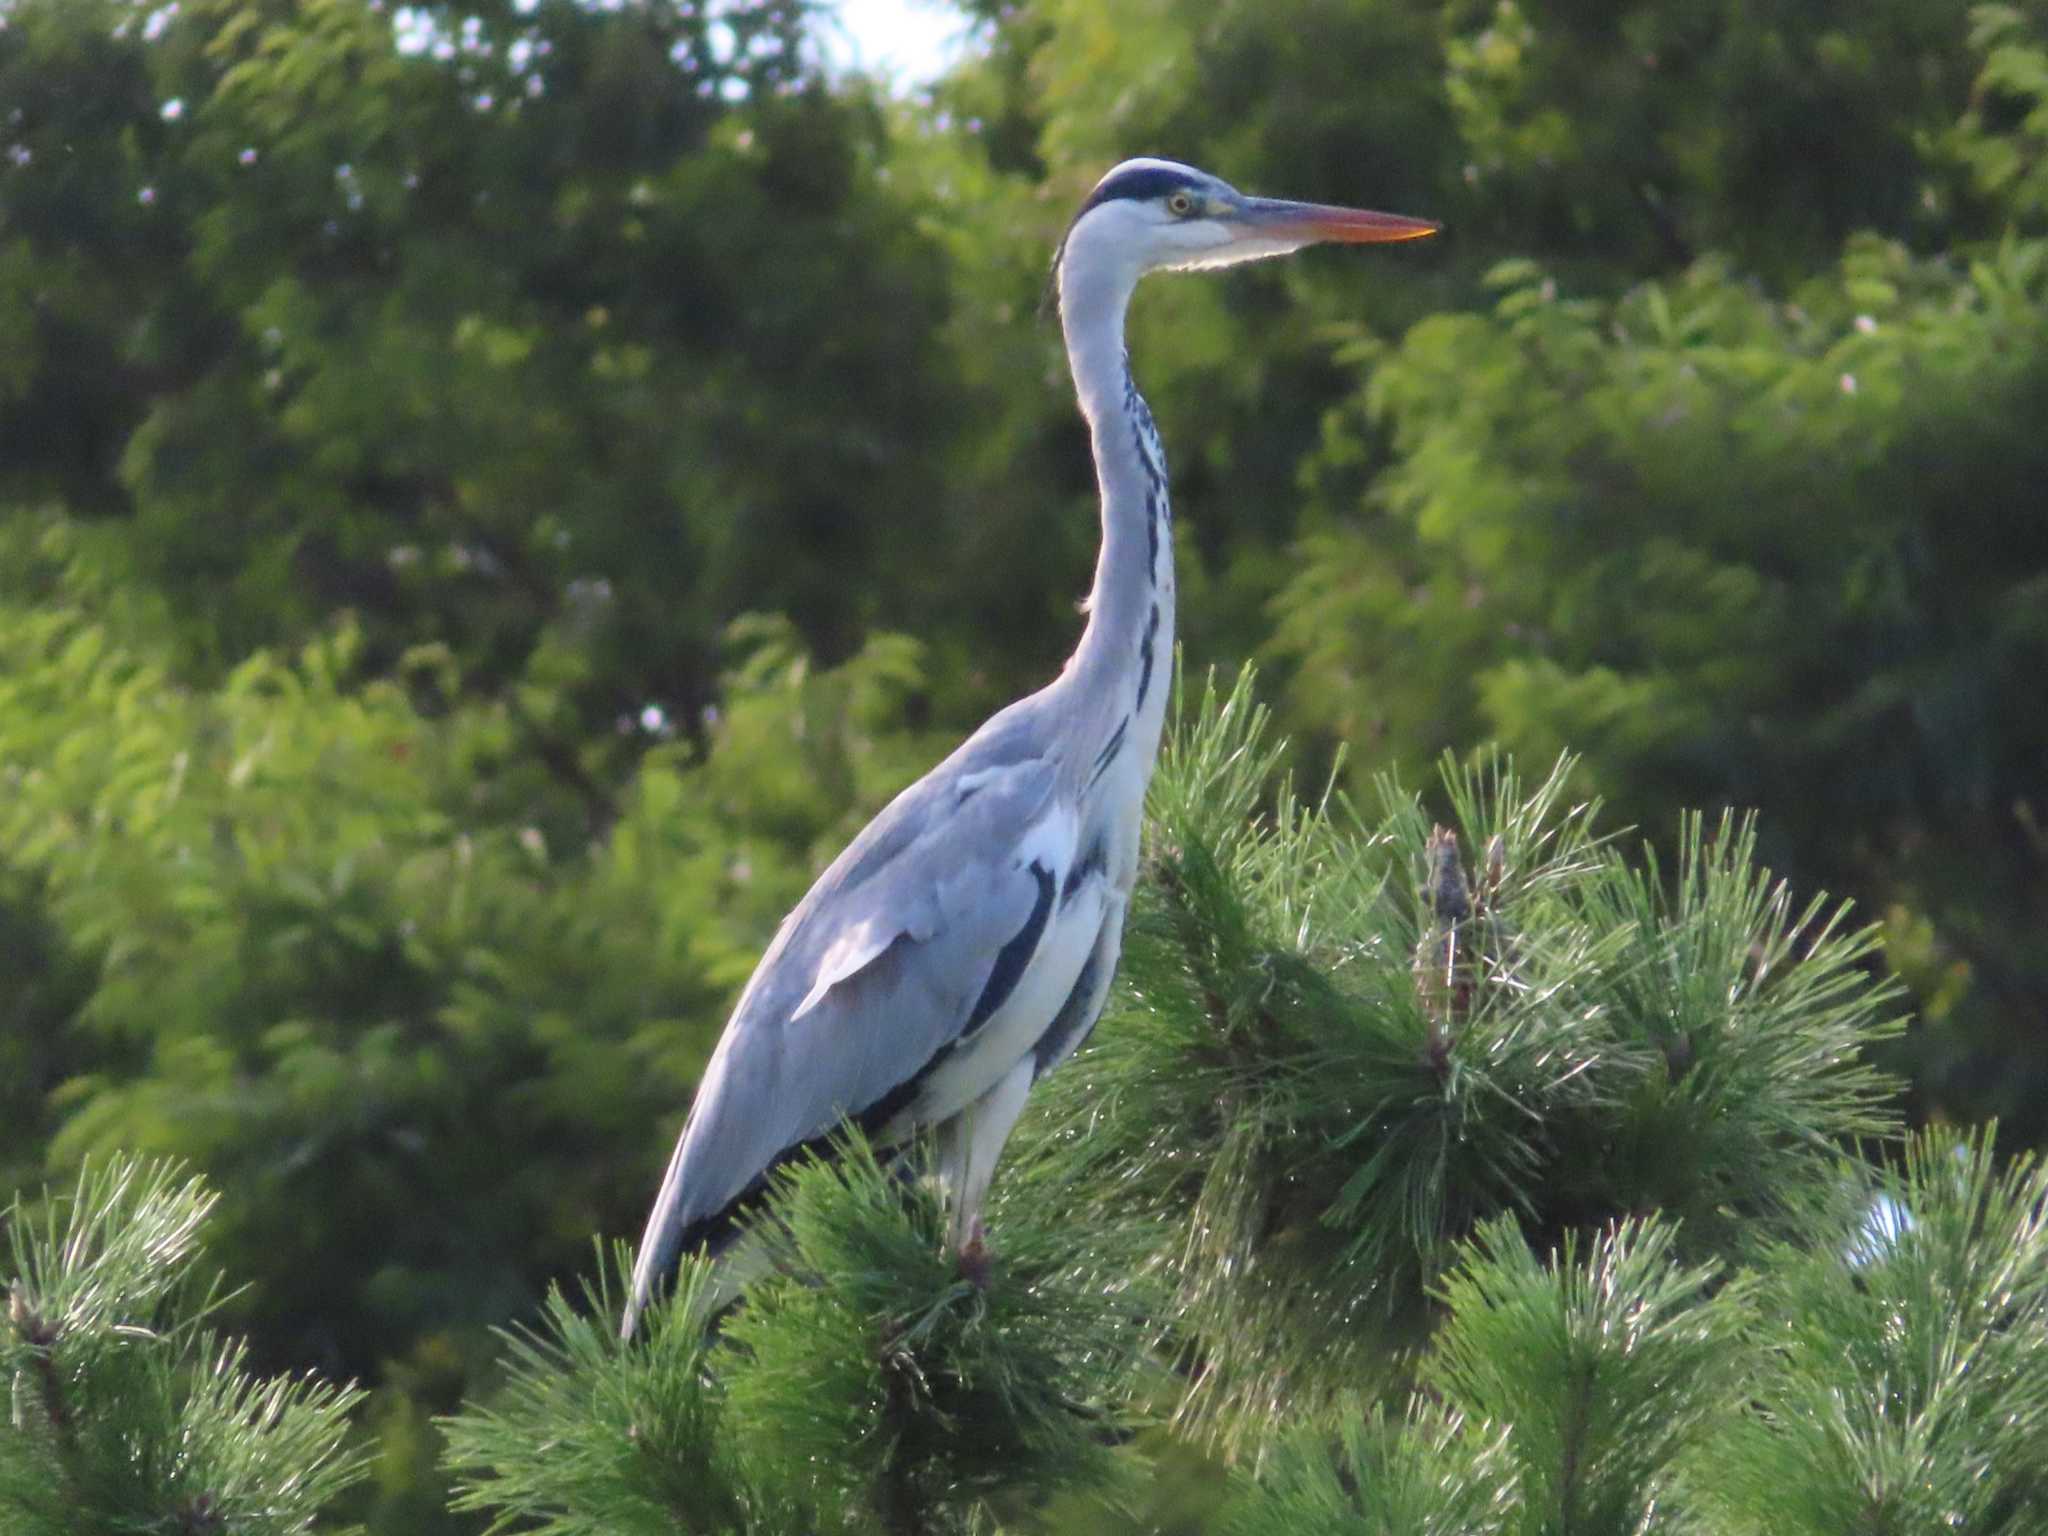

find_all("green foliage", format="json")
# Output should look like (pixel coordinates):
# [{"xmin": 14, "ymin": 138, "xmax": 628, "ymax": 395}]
[
  {"xmin": 1006, "ymin": 670, "xmax": 1899, "ymax": 1446},
  {"xmin": 1220, "ymin": 1403, "xmax": 1517, "ymax": 1536},
  {"xmin": 445, "ymin": 1138, "xmax": 1149, "ymax": 1535},
  {"xmin": 724, "ymin": 1139, "xmax": 1148, "ymax": 1530},
  {"xmin": 1020, "ymin": 0, "xmax": 1981, "ymax": 286},
  {"xmin": 442, "ymin": 1256, "xmax": 786, "ymax": 1535},
  {"xmin": 1696, "ymin": 1129, "xmax": 2048, "ymax": 1534},
  {"xmin": 1436, "ymin": 0, "xmax": 1981, "ymax": 283},
  {"xmin": 1283, "ymin": 226, "xmax": 2048, "ymax": 1136},
  {"xmin": 1426, "ymin": 1218, "xmax": 1749, "ymax": 1536},
  {"xmin": 1945, "ymin": 5, "xmax": 2048, "ymax": 225},
  {"xmin": 1221, "ymin": 1135, "xmax": 2048, "ymax": 1535},
  {"xmin": 0, "ymin": 0, "xmax": 963, "ymax": 748},
  {"xmin": 25, "ymin": 1122, "xmax": 2046, "ymax": 1536},
  {"xmin": 0, "ymin": 510, "xmax": 949, "ymax": 1533},
  {"xmin": 1, "ymin": 1159, "xmax": 365, "ymax": 1535}
]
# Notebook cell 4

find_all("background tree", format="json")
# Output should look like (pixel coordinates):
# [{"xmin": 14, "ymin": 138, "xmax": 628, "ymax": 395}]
[{"xmin": 1, "ymin": 0, "xmax": 963, "ymax": 760}]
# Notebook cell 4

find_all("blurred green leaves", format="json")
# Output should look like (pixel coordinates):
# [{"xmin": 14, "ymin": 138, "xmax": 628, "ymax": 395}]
[
  {"xmin": 1, "ymin": 0, "xmax": 961, "ymax": 748},
  {"xmin": 1282, "ymin": 225, "xmax": 2048, "ymax": 1137},
  {"xmin": 0, "ymin": 511, "xmax": 950, "ymax": 1406}
]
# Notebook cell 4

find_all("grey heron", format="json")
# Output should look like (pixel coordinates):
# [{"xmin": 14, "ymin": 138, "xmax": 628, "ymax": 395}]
[{"xmin": 623, "ymin": 158, "xmax": 1436, "ymax": 1336}]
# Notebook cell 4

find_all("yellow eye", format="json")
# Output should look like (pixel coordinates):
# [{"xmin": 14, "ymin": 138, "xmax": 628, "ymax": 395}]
[{"xmin": 1166, "ymin": 191, "xmax": 1196, "ymax": 217}]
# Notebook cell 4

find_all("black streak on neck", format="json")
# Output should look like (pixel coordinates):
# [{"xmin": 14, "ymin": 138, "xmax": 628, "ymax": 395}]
[
  {"xmin": 1090, "ymin": 717, "xmax": 1130, "ymax": 786},
  {"xmin": 1136, "ymin": 603, "xmax": 1161, "ymax": 710},
  {"xmin": 1123, "ymin": 367, "xmax": 1169, "ymax": 594}
]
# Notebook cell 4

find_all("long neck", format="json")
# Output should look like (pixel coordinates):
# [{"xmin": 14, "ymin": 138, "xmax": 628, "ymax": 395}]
[{"xmin": 1059, "ymin": 255, "xmax": 1176, "ymax": 724}]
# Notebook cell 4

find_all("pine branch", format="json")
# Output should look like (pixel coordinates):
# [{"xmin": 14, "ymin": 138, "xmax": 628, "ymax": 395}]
[
  {"xmin": 1217, "ymin": 1125, "xmax": 2048, "ymax": 1534},
  {"xmin": 441, "ymin": 1249, "xmax": 783, "ymax": 1535},
  {"xmin": 1220, "ymin": 1398, "xmax": 1517, "ymax": 1536},
  {"xmin": 444, "ymin": 1135, "xmax": 1155, "ymax": 1535},
  {"xmin": 1424, "ymin": 1216, "xmax": 1751, "ymax": 1534},
  {"xmin": 446, "ymin": 667, "xmax": 1930, "ymax": 1529},
  {"xmin": 720, "ymin": 1135, "xmax": 1157, "ymax": 1532},
  {"xmin": 1693, "ymin": 1127, "xmax": 2048, "ymax": 1534},
  {"xmin": 0, "ymin": 1159, "xmax": 365, "ymax": 1536},
  {"xmin": 1002, "ymin": 667, "xmax": 1905, "ymax": 1449}
]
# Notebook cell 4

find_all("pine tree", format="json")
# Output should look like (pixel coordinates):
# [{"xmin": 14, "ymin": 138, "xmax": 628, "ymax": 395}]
[
  {"xmin": 433, "ymin": 670, "xmax": 2046, "ymax": 1534},
  {"xmin": 0, "ymin": 1160, "xmax": 365, "ymax": 1534},
  {"xmin": 11, "ymin": 671, "xmax": 2048, "ymax": 1534}
]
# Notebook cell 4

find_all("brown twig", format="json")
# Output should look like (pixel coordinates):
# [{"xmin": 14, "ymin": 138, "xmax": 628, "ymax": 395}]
[{"xmin": 9, "ymin": 1283, "xmax": 76, "ymax": 1452}]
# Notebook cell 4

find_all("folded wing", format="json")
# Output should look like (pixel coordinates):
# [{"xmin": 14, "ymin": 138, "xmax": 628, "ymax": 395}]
[{"xmin": 623, "ymin": 751, "xmax": 1069, "ymax": 1332}]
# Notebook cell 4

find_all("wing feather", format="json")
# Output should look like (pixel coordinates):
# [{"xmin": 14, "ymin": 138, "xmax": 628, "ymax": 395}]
[{"xmin": 624, "ymin": 747, "xmax": 1072, "ymax": 1330}]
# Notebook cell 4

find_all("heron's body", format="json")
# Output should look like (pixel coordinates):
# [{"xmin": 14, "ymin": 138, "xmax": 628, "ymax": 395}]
[{"xmin": 624, "ymin": 159, "xmax": 1432, "ymax": 1335}]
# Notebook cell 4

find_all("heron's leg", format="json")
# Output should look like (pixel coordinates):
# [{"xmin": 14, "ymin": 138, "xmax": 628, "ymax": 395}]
[{"xmin": 938, "ymin": 1056, "xmax": 1036, "ymax": 1279}]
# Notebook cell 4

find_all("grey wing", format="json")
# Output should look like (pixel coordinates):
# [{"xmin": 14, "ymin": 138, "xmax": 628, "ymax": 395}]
[{"xmin": 623, "ymin": 752, "xmax": 1070, "ymax": 1331}]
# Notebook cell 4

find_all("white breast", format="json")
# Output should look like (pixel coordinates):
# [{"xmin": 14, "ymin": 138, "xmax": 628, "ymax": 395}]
[{"xmin": 1093, "ymin": 742, "xmax": 1155, "ymax": 893}]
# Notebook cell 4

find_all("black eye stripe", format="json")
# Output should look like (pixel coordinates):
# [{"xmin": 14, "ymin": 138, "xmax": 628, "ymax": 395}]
[
  {"xmin": 1051, "ymin": 164, "xmax": 1210, "ymax": 284},
  {"xmin": 1075, "ymin": 166, "xmax": 1202, "ymax": 218}
]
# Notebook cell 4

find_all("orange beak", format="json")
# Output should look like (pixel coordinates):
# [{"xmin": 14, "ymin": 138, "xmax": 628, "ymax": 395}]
[{"xmin": 1235, "ymin": 196, "xmax": 1440, "ymax": 244}]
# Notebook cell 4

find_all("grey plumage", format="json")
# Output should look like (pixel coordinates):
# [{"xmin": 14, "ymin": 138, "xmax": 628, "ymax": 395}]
[{"xmin": 622, "ymin": 159, "xmax": 1435, "ymax": 1336}]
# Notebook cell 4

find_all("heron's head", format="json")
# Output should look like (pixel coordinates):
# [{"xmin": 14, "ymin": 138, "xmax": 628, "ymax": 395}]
[{"xmin": 1055, "ymin": 158, "xmax": 1436, "ymax": 312}]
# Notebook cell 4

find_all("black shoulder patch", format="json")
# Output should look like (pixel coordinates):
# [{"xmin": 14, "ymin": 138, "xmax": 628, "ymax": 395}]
[
  {"xmin": 1074, "ymin": 164, "xmax": 1200, "ymax": 220},
  {"xmin": 1061, "ymin": 835, "xmax": 1108, "ymax": 904},
  {"xmin": 963, "ymin": 860, "xmax": 1057, "ymax": 1037}
]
